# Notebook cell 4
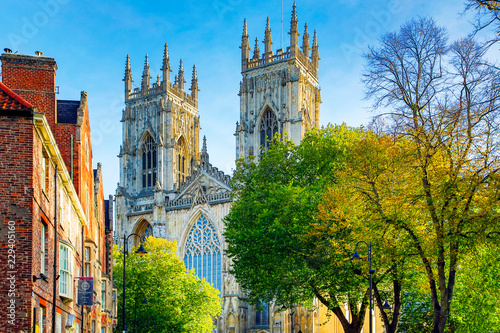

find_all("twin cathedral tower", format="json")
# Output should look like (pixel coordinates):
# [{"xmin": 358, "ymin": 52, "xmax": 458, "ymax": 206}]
[{"xmin": 116, "ymin": 5, "xmax": 322, "ymax": 333}]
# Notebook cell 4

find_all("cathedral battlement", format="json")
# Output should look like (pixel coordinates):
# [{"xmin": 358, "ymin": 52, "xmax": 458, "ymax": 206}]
[
  {"xmin": 241, "ymin": 4, "xmax": 319, "ymax": 79},
  {"xmin": 124, "ymin": 44, "xmax": 199, "ymax": 107}
]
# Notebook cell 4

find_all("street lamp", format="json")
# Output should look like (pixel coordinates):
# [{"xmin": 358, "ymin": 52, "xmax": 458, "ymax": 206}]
[
  {"xmin": 351, "ymin": 241, "xmax": 374, "ymax": 333},
  {"xmin": 374, "ymin": 290, "xmax": 392, "ymax": 311},
  {"xmin": 121, "ymin": 233, "xmax": 147, "ymax": 332}
]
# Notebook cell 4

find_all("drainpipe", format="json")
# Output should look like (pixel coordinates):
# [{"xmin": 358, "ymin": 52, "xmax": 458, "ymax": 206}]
[{"xmin": 51, "ymin": 165, "xmax": 58, "ymax": 333}]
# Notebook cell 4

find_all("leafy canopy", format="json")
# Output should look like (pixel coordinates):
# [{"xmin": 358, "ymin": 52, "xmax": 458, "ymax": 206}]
[
  {"xmin": 113, "ymin": 237, "xmax": 221, "ymax": 333},
  {"xmin": 225, "ymin": 125, "xmax": 396, "ymax": 333}
]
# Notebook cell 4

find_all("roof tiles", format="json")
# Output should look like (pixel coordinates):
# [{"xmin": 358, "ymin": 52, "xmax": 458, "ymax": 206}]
[{"xmin": 0, "ymin": 81, "xmax": 34, "ymax": 111}]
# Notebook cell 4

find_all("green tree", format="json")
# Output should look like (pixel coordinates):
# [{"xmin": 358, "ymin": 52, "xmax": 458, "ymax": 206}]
[
  {"xmin": 397, "ymin": 291, "xmax": 434, "ymax": 333},
  {"xmin": 450, "ymin": 242, "xmax": 500, "ymax": 332},
  {"xmin": 225, "ymin": 125, "xmax": 402, "ymax": 333},
  {"xmin": 113, "ymin": 237, "xmax": 221, "ymax": 333},
  {"xmin": 362, "ymin": 17, "xmax": 500, "ymax": 333}
]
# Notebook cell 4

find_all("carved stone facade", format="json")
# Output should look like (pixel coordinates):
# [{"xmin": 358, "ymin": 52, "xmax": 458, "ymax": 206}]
[
  {"xmin": 236, "ymin": 5, "xmax": 321, "ymax": 160},
  {"xmin": 115, "ymin": 5, "xmax": 338, "ymax": 333}
]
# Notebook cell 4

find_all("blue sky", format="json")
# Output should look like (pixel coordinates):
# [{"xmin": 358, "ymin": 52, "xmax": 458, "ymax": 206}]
[{"xmin": 2, "ymin": 0, "xmax": 479, "ymax": 195}]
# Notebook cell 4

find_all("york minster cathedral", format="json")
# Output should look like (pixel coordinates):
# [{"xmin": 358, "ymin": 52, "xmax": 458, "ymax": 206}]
[{"xmin": 114, "ymin": 5, "xmax": 336, "ymax": 332}]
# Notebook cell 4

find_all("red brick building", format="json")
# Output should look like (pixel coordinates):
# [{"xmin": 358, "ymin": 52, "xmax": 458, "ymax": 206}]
[{"xmin": 0, "ymin": 51, "xmax": 116, "ymax": 333}]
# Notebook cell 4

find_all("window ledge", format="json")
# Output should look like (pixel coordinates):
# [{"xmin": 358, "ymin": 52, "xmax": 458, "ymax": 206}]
[{"xmin": 60, "ymin": 294, "xmax": 73, "ymax": 304}]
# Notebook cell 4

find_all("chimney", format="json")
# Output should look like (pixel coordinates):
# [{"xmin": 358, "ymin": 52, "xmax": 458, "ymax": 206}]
[{"xmin": 0, "ymin": 52, "xmax": 58, "ymax": 130}]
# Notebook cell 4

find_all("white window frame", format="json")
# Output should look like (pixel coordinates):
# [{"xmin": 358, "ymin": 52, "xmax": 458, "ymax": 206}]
[
  {"xmin": 41, "ymin": 222, "xmax": 46, "ymax": 274},
  {"xmin": 59, "ymin": 243, "xmax": 73, "ymax": 299},
  {"xmin": 39, "ymin": 307, "xmax": 45, "ymax": 332},
  {"xmin": 85, "ymin": 263, "xmax": 91, "ymax": 277},
  {"xmin": 42, "ymin": 151, "xmax": 49, "ymax": 193},
  {"xmin": 56, "ymin": 312, "xmax": 62, "ymax": 333}
]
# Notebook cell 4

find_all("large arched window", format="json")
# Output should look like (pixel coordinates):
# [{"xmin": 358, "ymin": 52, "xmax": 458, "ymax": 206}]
[
  {"xmin": 255, "ymin": 301, "xmax": 269, "ymax": 326},
  {"xmin": 259, "ymin": 108, "xmax": 279, "ymax": 152},
  {"xmin": 134, "ymin": 220, "xmax": 153, "ymax": 245},
  {"xmin": 184, "ymin": 215, "xmax": 222, "ymax": 292},
  {"xmin": 142, "ymin": 134, "xmax": 157, "ymax": 188},
  {"xmin": 142, "ymin": 224, "xmax": 153, "ymax": 239}
]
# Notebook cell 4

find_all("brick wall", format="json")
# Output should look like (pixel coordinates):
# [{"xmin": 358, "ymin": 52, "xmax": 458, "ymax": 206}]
[
  {"xmin": 55, "ymin": 124, "xmax": 80, "ymax": 193},
  {"xmin": 0, "ymin": 114, "xmax": 35, "ymax": 332},
  {"xmin": 0, "ymin": 54, "xmax": 58, "ymax": 132},
  {"xmin": 1, "ymin": 52, "xmax": 111, "ymax": 333}
]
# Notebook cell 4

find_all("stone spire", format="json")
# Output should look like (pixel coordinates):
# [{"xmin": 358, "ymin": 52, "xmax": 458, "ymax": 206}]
[
  {"xmin": 178, "ymin": 59, "xmax": 185, "ymax": 91},
  {"xmin": 202, "ymin": 135, "xmax": 207, "ymax": 153},
  {"xmin": 253, "ymin": 37, "xmax": 260, "ymax": 59},
  {"xmin": 291, "ymin": 2, "xmax": 298, "ymax": 27},
  {"xmin": 241, "ymin": 19, "xmax": 250, "ymax": 64},
  {"xmin": 124, "ymin": 54, "xmax": 133, "ymax": 99},
  {"xmin": 302, "ymin": 23, "xmax": 310, "ymax": 58},
  {"xmin": 264, "ymin": 17, "xmax": 273, "ymax": 63},
  {"xmin": 161, "ymin": 43, "xmax": 171, "ymax": 89},
  {"xmin": 312, "ymin": 29, "xmax": 319, "ymax": 69},
  {"xmin": 190, "ymin": 64, "xmax": 198, "ymax": 101},
  {"xmin": 200, "ymin": 135, "xmax": 209, "ymax": 169},
  {"xmin": 290, "ymin": 2, "xmax": 299, "ymax": 57},
  {"xmin": 141, "ymin": 55, "xmax": 151, "ymax": 95}
]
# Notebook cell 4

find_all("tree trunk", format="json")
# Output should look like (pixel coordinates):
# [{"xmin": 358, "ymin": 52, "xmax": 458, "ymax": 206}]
[
  {"xmin": 375, "ymin": 276, "xmax": 402, "ymax": 333},
  {"xmin": 313, "ymin": 287, "xmax": 370, "ymax": 333}
]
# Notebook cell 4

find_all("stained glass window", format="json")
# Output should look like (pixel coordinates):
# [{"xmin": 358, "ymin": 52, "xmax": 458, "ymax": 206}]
[
  {"xmin": 184, "ymin": 215, "xmax": 222, "ymax": 292},
  {"xmin": 255, "ymin": 301, "xmax": 269, "ymax": 326},
  {"xmin": 142, "ymin": 223, "xmax": 153, "ymax": 240},
  {"xmin": 142, "ymin": 134, "xmax": 157, "ymax": 188},
  {"xmin": 259, "ymin": 108, "xmax": 279, "ymax": 153}
]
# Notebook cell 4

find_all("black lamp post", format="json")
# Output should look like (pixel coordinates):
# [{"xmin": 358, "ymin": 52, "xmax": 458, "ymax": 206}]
[
  {"xmin": 351, "ymin": 241, "xmax": 374, "ymax": 333},
  {"xmin": 121, "ymin": 233, "xmax": 147, "ymax": 333}
]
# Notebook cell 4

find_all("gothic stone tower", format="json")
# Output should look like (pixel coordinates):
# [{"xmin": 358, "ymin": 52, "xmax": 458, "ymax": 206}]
[
  {"xmin": 119, "ymin": 45, "xmax": 200, "ymax": 195},
  {"xmin": 116, "ymin": 5, "xmax": 326, "ymax": 333},
  {"xmin": 235, "ymin": 4, "xmax": 321, "ymax": 159},
  {"xmin": 116, "ymin": 45, "xmax": 205, "ymax": 240},
  {"xmin": 225, "ymin": 7, "xmax": 325, "ymax": 333},
  {"xmin": 115, "ymin": 45, "xmax": 233, "ymax": 333}
]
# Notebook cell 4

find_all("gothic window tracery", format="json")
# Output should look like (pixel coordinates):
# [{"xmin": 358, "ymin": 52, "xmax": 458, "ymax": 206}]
[
  {"xmin": 142, "ymin": 134, "xmax": 157, "ymax": 188},
  {"xmin": 255, "ymin": 301, "xmax": 269, "ymax": 326},
  {"xmin": 135, "ymin": 220, "xmax": 153, "ymax": 245},
  {"xmin": 259, "ymin": 108, "xmax": 279, "ymax": 153},
  {"xmin": 184, "ymin": 215, "xmax": 222, "ymax": 292},
  {"xmin": 176, "ymin": 140, "xmax": 187, "ymax": 184},
  {"xmin": 142, "ymin": 224, "xmax": 153, "ymax": 239}
]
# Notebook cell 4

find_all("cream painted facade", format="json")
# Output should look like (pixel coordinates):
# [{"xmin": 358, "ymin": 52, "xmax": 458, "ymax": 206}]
[{"xmin": 115, "ymin": 5, "xmax": 381, "ymax": 333}]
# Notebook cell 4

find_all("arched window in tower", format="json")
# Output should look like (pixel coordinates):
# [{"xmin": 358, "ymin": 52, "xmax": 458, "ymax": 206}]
[
  {"xmin": 259, "ymin": 108, "xmax": 279, "ymax": 153},
  {"xmin": 134, "ymin": 220, "xmax": 153, "ymax": 245},
  {"xmin": 176, "ymin": 140, "xmax": 187, "ymax": 184},
  {"xmin": 142, "ymin": 134, "xmax": 157, "ymax": 188},
  {"xmin": 184, "ymin": 215, "xmax": 222, "ymax": 292}
]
